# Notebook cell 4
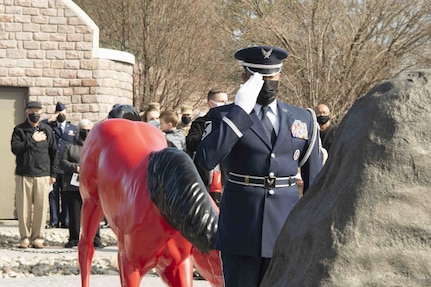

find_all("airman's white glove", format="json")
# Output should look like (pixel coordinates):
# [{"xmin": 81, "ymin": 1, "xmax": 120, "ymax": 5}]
[{"xmin": 234, "ymin": 73, "xmax": 264, "ymax": 114}]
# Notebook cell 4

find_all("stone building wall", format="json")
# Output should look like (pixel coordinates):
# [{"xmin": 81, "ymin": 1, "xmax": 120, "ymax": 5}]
[{"xmin": 0, "ymin": 0, "xmax": 135, "ymax": 123}]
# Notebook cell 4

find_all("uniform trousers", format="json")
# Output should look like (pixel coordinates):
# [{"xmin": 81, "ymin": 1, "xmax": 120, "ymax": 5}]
[
  {"xmin": 221, "ymin": 252, "xmax": 271, "ymax": 287},
  {"xmin": 48, "ymin": 174, "xmax": 69, "ymax": 226},
  {"xmin": 15, "ymin": 176, "xmax": 50, "ymax": 243}
]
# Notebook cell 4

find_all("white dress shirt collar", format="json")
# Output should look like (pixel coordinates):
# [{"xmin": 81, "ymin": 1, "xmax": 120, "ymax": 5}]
[
  {"xmin": 57, "ymin": 121, "xmax": 65, "ymax": 132},
  {"xmin": 254, "ymin": 100, "xmax": 278, "ymax": 116}
]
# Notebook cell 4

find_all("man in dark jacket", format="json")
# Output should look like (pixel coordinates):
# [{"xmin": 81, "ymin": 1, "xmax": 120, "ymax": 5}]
[
  {"xmin": 315, "ymin": 103, "xmax": 337, "ymax": 152},
  {"xmin": 11, "ymin": 101, "xmax": 58, "ymax": 249},
  {"xmin": 186, "ymin": 88, "xmax": 229, "ymax": 204}
]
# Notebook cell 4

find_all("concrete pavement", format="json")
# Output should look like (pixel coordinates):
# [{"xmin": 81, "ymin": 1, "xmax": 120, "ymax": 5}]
[{"xmin": 0, "ymin": 274, "xmax": 212, "ymax": 287}]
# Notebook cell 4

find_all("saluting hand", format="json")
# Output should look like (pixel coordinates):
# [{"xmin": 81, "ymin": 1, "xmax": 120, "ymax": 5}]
[
  {"xmin": 32, "ymin": 131, "xmax": 46, "ymax": 142},
  {"xmin": 47, "ymin": 112, "xmax": 59, "ymax": 123},
  {"xmin": 234, "ymin": 73, "xmax": 264, "ymax": 114}
]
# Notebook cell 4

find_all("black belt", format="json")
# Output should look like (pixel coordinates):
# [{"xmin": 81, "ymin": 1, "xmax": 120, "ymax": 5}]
[{"xmin": 228, "ymin": 172, "xmax": 296, "ymax": 188}]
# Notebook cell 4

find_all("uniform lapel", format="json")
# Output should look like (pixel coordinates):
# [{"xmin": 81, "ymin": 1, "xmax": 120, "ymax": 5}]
[{"xmin": 53, "ymin": 122, "xmax": 62, "ymax": 136}]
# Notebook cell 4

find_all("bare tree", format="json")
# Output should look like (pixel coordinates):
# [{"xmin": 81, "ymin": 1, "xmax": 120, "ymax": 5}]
[
  {"xmin": 74, "ymin": 0, "xmax": 237, "ymax": 111},
  {"xmin": 217, "ymin": 0, "xmax": 431, "ymax": 120},
  {"xmin": 74, "ymin": 0, "xmax": 431, "ymax": 118}
]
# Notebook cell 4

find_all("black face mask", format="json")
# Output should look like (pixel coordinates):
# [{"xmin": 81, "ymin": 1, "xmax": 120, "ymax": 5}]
[
  {"xmin": 79, "ymin": 129, "xmax": 89, "ymax": 141},
  {"xmin": 28, "ymin": 113, "xmax": 41, "ymax": 123},
  {"xmin": 57, "ymin": 114, "xmax": 66, "ymax": 123},
  {"xmin": 257, "ymin": 80, "xmax": 278, "ymax": 106},
  {"xmin": 181, "ymin": 116, "xmax": 192, "ymax": 125},
  {"xmin": 317, "ymin": 115, "xmax": 330, "ymax": 125}
]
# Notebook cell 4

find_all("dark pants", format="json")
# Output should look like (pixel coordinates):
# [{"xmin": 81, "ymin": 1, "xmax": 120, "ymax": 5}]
[
  {"xmin": 220, "ymin": 252, "xmax": 271, "ymax": 287},
  {"xmin": 64, "ymin": 189, "xmax": 100, "ymax": 243},
  {"xmin": 48, "ymin": 174, "xmax": 69, "ymax": 226}
]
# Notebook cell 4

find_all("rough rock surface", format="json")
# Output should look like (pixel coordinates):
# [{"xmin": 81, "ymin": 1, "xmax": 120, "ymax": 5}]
[{"xmin": 261, "ymin": 70, "xmax": 431, "ymax": 287}]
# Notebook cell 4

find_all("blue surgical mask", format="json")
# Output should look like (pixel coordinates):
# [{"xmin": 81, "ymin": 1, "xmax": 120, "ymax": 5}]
[{"xmin": 148, "ymin": 120, "xmax": 160, "ymax": 128}]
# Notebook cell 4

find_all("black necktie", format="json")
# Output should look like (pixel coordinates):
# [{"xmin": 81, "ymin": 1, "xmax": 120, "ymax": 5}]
[{"xmin": 261, "ymin": 106, "xmax": 276, "ymax": 145}]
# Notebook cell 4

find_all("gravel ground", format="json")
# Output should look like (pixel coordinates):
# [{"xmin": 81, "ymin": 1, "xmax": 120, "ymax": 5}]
[
  {"xmin": 0, "ymin": 225, "xmax": 126, "ymax": 278},
  {"xmin": 0, "ymin": 222, "xmax": 212, "ymax": 286}
]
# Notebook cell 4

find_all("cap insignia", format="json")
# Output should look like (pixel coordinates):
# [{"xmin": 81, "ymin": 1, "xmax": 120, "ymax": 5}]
[{"xmin": 261, "ymin": 47, "xmax": 273, "ymax": 59}]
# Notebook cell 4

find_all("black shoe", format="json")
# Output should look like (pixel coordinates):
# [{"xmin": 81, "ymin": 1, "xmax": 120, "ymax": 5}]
[
  {"xmin": 93, "ymin": 241, "xmax": 105, "ymax": 249},
  {"xmin": 64, "ymin": 241, "xmax": 78, "ymax": 248},
  {"xmin": 45, "ymin": 223, "xmax": 59, "ymax": 229},
  {"xmin": 60, "ymin": 223, "xmax": 69, "ymax": 229},
  {"xmin": 101, "ymin": 223, "xmax": 110, "ymax": 229}
]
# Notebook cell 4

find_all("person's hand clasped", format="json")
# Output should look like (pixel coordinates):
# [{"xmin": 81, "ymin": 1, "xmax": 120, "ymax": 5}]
[
  {"xmin": 32, "ymin": 131, "xmax": 46, "ymax": 142},
  {"xmin": 234, "ymin": 73, "xmax": 264, "ymax": 114},
  {"xmin": 49, "ymin": 177, "xmax": 56, "ymax": 185}
]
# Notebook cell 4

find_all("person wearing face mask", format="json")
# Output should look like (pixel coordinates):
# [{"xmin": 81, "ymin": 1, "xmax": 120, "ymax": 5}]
[
  {"xmin": 141, "ymin": 105, "xmax": 161, "ymax": 128},
  {"xmin": 315, "ymin": 103, "xmax": 337, "ymax": 152},
  {"xmin": 185, "ymin": 89, "xmax": 229, "ymax": 280},
  {"xmin": 186, "ymin": 88, "xmax": 229, "ymax": 201},
  {"xmin": 11, "ymin": 101, "xmax": 58, "ymax": 249},
  {"xmin": 42, "ymin": 102, "xmax": 78, "ymax": 230},
  {"xmin": 60, "ymin": 119, "xmax": 104, "ymax": 249},
  {"xmin": 196, "ymin": 46, "xmax": 324, "ymax": 286},
  {"xmin": 176, "ymin": 105, "xmax": 194, "ymax": 136}
]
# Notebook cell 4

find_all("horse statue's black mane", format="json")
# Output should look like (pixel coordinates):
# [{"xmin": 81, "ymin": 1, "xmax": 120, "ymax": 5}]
[{"xmin": 147, "ymin": 147, "xmax": 218, "ymax": 253}]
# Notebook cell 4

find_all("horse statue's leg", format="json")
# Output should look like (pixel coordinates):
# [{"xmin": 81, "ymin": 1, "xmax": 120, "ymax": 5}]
[
  {"xmin": 117, "ymin": 246, "xmax": 145, "ymax": 287},
  {"xmin": 78, "ymin": 198, "xmax": 104, "ymax": 287},
  {"xmin": 191, "ymin": 248, "xmax": 223, "ymax": 287},
  {"xmin": 156, "ymin": 237, "xmax": 194, "ymax": 287},
  {"xmin": 158, "ymin": 257, "xmax": 193, "ymax": 287},
  {"xmin": 116, "ymin": 225, "xmax": 166, "ymax": 287}
]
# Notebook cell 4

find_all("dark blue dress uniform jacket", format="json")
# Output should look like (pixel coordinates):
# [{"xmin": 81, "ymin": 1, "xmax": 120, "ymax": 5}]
[
  {"xmin": 43, "ymin": 121, "xmax": 78, "ymax": 173},
  {"xmin": 196, "ymin": 102, "xmax": 323, "ymax": 258}
]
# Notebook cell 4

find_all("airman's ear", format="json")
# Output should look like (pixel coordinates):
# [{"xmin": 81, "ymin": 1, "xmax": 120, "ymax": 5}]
[{"xmin": 242, "ymin": 70, "xmax": 251, "ymax": 82}]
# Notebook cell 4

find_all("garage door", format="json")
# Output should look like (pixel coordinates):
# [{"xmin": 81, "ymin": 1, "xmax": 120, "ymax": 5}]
[{"xmin": 0, "ymin": 87, "xmax": 27, "ymax": 219}]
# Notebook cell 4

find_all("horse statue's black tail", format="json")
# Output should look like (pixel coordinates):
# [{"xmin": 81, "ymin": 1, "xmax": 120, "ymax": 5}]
[{"xmin": 147, "ymin": 147, "xmax": 218, "ymax": 253}]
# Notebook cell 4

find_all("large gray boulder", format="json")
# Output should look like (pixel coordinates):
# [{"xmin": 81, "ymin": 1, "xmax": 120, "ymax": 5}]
[{"xmin": 261, "ymin": 70, "xmax": 431, "ymax": 287}]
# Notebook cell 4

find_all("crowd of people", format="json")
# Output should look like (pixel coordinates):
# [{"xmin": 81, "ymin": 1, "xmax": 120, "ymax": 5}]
[{"xmin": 10, "ymin": 44, "xmax": 338, "ymax": 286}]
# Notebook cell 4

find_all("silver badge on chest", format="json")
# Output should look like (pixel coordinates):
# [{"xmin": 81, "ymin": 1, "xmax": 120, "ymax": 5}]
[{"xmin": 293, "ymin": 149, "xmax": 300, "ymax": 161}]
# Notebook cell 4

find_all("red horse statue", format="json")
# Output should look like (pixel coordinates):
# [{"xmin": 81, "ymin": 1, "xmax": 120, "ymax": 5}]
[{"xmin": 78, "ymin": 119, "xmax": 222, "ymax": 287}]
